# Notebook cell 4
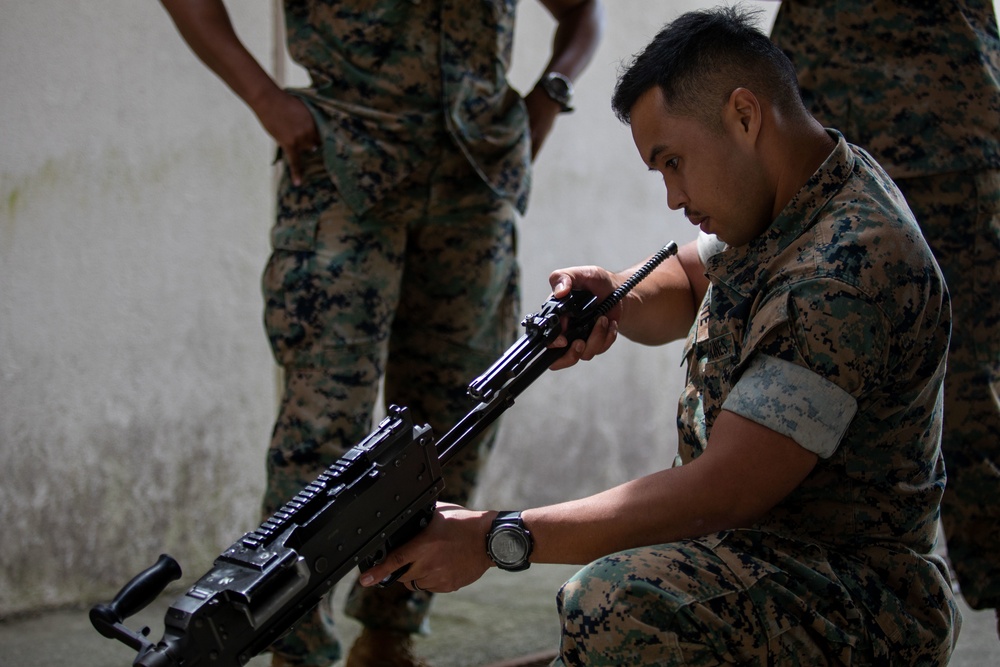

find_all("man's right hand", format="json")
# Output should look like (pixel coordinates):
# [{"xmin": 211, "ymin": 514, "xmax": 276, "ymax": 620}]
[
  {"xmin": 160, "ymin": 0, "xmax": 321, "ymax": 186},
  {"xmin": 546, "ymin": 265, "xmax": 622, "ymax": 370},
  {"xmin": 254, "ymin": 90, "xmax": 321, "ymax": 186}
]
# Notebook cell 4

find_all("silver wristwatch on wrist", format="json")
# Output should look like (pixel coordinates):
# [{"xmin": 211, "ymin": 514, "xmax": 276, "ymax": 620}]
[
  {"xmin": 540, "ymin": 72, "xmax": 574, "ymax": 113},
  {"xmin": 486, "ymin": 511, "xmax": 533, "ymax": 571}
]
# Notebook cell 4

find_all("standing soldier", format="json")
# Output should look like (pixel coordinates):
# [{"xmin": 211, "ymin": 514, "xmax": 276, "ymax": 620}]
[
  {"xmin": 770, "ymin": 0, "xmax": 1000, "ymax": 636},
  {"xmin": 158, "ymin": 1, "xmax": 604, "ymax": 666}
]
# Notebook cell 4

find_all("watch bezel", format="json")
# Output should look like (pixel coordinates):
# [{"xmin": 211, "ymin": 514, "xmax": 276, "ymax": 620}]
[
  {"xmin": 487, "ymin": 526, "xmax": 530, "ymax": 567},
  {"xmin": 541, "ymin": 72, "xmax": 574, "ymax": 113},
  {"xmin": 486, "ymin": 512, "xmax": 533, "ymax": 571}
]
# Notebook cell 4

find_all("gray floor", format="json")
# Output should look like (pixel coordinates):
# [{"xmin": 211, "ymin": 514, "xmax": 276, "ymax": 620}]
[{"xmin": 1, "ymin": 563, "xmax": 997, "ymax": 667}]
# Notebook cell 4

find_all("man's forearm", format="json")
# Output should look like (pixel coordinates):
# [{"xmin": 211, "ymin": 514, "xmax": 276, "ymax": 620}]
[
  {"xmin": 522, "ymin": 411, "xmax": 818, "ymax": 565},
  {"xmin": 542, "ymin": 0, "xmax": 605, "ymax": 81},
  {"xmin": 159, "ymin": 0, "xmax": 281, "ymax": 112}
]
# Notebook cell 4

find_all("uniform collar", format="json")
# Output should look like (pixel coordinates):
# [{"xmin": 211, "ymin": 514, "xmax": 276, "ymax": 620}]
[{"xmin": 704, "ymin": 130, "xmax": 853, "ymax": 304}]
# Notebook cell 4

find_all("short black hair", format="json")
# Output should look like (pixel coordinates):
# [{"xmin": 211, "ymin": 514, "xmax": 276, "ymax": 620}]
[{"xmin": 611, "ymin": 5, "xmax": 804, "ymax": 128}]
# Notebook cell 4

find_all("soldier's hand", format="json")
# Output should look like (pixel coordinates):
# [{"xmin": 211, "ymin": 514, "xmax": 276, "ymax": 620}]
[
  {"xmin": 254, "ymin": 90, "xmax": 321, "ymax": 186},
  {"xmin": 547, "ymin": 265, "xmax": 621, "ymax": 370},
  {"xmin": 358, "ymin": 503, "xmax": 494, "ymax": 594}
]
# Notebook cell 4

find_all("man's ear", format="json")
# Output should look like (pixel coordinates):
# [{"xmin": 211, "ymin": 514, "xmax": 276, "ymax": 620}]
[{"xmin": 725, "ymin": 87, "xmax": 761, "ymax": 142}]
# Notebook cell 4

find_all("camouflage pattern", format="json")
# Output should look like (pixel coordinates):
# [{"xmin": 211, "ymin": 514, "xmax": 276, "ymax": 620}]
[
  {"xmin": 894, "ymin": 169, "xmax": 1000, "ymax": 610},
  {"xmin": 283, "ymin": 0, "xmax": 530, "ymax": 215},
  {"xmin": 771, "ymin": 0, "xmax": 1000, "ymax": 613},
  {"xmin": 553, "ymin": 135, "xmax": 960, "ymax": 665},
  {"xmin": 263, "ymin": 144, "xmax": 521, "ymax": 665},
  {"xmin": 261, "ymin": 2, "xmax": 529, "ymax": 663},
  {"xmin": 556, "ymin": 534, "xmax": 877, "ymax": 666},
  {"xmin": 770, "ymin": 0, "xmax": 1000, "ymax": 180}
]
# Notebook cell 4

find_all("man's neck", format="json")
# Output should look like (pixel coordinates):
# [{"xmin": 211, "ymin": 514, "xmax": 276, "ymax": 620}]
[{"xmin": 768, "ymin": 117, "xmax": 837, "ymax": 220}]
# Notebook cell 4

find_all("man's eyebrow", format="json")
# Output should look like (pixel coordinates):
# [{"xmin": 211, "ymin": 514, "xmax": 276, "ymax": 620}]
[{"xmin": 647, "ymin": 144, "xmax": 669, "ymax": 166}]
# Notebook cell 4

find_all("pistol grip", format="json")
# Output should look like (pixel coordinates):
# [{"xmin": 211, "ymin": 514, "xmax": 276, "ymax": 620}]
[{"xmin": 89, "ymin": 554, "xmax": 182, "ymax": 650}]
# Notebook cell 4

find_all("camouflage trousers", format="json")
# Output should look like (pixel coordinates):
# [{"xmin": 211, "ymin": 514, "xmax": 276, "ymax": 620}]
[
  {"xmin": 553, "ymin": 532, "xmax": 925, "ymax": 667},
  {"xmin": 261, "ymin": 146, "xmax": 521, "ymax": 666},
  {"xmin": 895, "ymin": 169, "xmax": 1000, "ymax": 611}
]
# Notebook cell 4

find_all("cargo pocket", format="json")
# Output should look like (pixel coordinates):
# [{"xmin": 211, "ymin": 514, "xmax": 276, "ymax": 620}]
[{"xmin": 271, "ymin": 151, "xmax": 333, "ymax": 252}]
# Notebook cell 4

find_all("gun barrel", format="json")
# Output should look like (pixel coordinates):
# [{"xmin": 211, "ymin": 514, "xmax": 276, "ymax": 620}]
[{"xmin": 594, "ymin": 241, "xmax": 678, "ymax": 320}]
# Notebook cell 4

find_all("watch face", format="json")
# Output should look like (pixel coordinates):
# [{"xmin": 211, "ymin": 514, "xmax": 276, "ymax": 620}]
[
  {"xmin": 542, "ymin": 73, "xmax": 573, "ymax": 112},
  {"xmin": 489, "ymin": 527, "xmax": 528, "ymax": 566},
  {"xmin": 548, "ymin": 77, "xmax": 569, "ymax": 96}
]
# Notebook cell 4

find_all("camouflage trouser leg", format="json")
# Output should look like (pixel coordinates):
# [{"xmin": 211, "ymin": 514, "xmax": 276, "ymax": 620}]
[
  {"xmin": 896, "ymin": 169, "xmax": 1000, "ymax": 611},
  {"xmin": 553, "ymin": 533, "xmax": 877, "ymax": 667},
  {"xmin": 261, "ymin": 148, "xmax": 521, "ymax": 666}
]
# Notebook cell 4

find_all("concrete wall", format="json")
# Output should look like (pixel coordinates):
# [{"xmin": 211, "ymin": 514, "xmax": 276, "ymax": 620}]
[
  {"xmin": 0, "ymin": 2, "xmax": 278, "ymax": 615},
  {"xmin": 0, "ymin": 0, "xmax": 776, "ymax": 617}
]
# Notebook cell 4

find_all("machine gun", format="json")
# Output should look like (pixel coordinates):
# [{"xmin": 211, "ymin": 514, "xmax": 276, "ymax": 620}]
[{"xmin": 90, "ymin": 242, "xmax": 678, "ymax": 667}]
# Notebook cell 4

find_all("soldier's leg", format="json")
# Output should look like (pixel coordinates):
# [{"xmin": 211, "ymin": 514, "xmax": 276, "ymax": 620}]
[
  {"xmin": 388, "ymin": 149, "xmax": 520, "ymax": 505},
  {"xmin": 553, "ymin": 535, "xmax": 875, "ymax": 666},
  {"xmin": 262, "ymin": 156, "xmax": 410, "ymax": 666},
  {"xmin": 343, "ymin": 147, "xmax": 520, "ymax": 633},
  {"xmin": 896, "ymin": 170, "xmax": 1000, "ymax": 613}
]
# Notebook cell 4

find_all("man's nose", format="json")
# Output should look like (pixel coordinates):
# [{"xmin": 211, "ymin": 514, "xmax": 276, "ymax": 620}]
[{"xmin": 665, "ymin": 184, "xmax": 686, "ymax": 211}]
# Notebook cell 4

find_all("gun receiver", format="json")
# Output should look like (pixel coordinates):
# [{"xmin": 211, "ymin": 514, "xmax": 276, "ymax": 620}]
[{"xmin": 90, "ymin": 242, "xmax": 678, "ymax": 667}]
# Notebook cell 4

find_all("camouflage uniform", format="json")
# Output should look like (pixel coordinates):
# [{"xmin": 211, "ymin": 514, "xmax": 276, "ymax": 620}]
[
  {"xmin": 263, "ymin": 1, "xmax": 528, "ymax": 664},
  {"xmin": 770, "ymin": 0, "xmax": 1000, "ymax": 613},
  {"xmin": 555, "ymin": 134, "xmax": 960, "ymax": 665}
]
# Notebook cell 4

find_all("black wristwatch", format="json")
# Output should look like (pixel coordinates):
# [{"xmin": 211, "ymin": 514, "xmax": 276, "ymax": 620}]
[
  {"xmin": 486, "ymin": 511, "xmax": 533, "ymax": 571},
  {"xmin": 540, "ymin": 72, "xmax": 574, "ymax": 113}
]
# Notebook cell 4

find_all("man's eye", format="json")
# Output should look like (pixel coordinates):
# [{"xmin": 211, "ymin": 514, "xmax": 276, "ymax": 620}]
[{"xmin": 665, "ymin": 157, "xmax": 679, "ymax": 170}]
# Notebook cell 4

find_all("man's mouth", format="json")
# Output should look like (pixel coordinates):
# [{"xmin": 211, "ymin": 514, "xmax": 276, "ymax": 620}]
[{"xmin": 686, "ymin": 212, "xmax": 708, "ymax": 228}]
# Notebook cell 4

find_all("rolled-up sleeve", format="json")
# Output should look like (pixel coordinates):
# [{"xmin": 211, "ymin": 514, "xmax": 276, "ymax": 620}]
[{"xmin": 723, "ymin": 354, "xmax": 857, "ymax": 458}]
